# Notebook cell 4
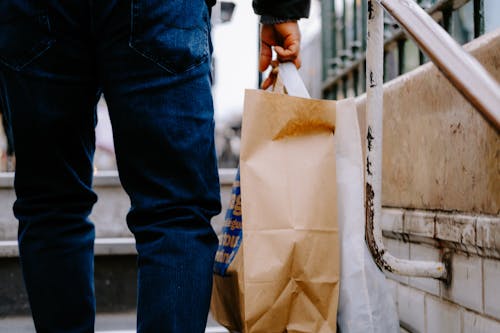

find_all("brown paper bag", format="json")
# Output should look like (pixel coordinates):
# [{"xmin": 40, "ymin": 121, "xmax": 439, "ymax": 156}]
[{"xmin": 212, "ymin": 71, "xmax": 339, "ymax": 333}]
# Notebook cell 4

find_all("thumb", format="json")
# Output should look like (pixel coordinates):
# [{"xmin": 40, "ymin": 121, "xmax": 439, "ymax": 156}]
[{"xmin": 274, "ymin": 45, "xmax": 302, "ymax": 69}]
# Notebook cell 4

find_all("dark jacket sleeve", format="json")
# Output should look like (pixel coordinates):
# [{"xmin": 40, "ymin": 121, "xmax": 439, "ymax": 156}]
[
  {"xmin": 206, "ymin": 0, "xmax": 216, "ymax": 8},
  {"xmin": 252, "ymin": 0, "xmax": 311, "ymax": 20}
]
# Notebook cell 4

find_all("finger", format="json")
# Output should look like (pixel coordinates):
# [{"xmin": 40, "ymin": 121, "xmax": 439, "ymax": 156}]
[
  {"xmin": 272, "ymin": 22, "xmax": 301, "ymax": 66},
  {"xmin": 261, "ymin": 75, "xmax": 274, "ymax": 90},
  {"xmin": 261, "ymin": 69, "xmax": 278, "ymax": 90},
  {"xmin": 274, "ymin": 41, "xmax": 300, "ymax": 61},
  {"xmin": 259, "ymin": 41, "xmax": 273, "ymax": 72},
  {"xmin": 293, "ymin": 55, "xmax": 302, "ymax": 69},
  {"xmin": 259, "ymin": 24, "xmax": 276, "ymax": 72},
  {"xmin": 263, "ymin": 68, "xmax": 278, "ymax": 89},
  {"xmin": 271, "ymin": 61, "xmax": 280, "ymax": 74},
  {"xmin": 273, "ymin": 46, "xmax": 301, "ymax": 69}
]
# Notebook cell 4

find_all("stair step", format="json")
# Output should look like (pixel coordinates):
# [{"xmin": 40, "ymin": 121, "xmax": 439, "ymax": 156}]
[
  {"xmin": 0, "ymin": 313, "xmax": 229, "ymax": 333},
  {"xmin": 0, "ymin": 238, "xmax": 137, "ymax": 258}
]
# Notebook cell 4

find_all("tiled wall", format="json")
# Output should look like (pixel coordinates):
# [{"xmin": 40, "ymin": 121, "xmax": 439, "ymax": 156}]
[{"xmin": 382, "ymin": 208, "xmax": 500, "ymax": 333}]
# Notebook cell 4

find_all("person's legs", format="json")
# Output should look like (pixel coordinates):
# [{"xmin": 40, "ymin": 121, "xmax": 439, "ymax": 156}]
[
  {"xmin": 0, "ymin": 2, "xmax": 99, "ymax": 332},
  {"xmin": 95, "ymin": 1, "xmax": 221, "ymax": 332}
]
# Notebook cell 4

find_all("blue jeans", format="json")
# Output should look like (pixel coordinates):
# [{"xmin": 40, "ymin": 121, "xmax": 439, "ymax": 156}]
[{"xmin": 0, "ymin": 1, "xmax": 221, "ymax": 332}]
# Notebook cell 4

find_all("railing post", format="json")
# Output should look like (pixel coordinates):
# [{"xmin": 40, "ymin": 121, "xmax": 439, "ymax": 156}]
[
  {"xmin": 321, "ymin": 0, "xmax": 332, "ymax": 83},
  {"xmin": 365, "ymin": 0, "xmax": 449, "ymax": 280},
  {"xmin": 365, "ymin": 0, "xmax": 386, "ymax": 272},
  {"xmin": 473, "ymin": 0, "xmax": 484, "ymax": 38},
  {"xmin": 321, "ymin": 0, "xmax": 339, "ymax": 100}
]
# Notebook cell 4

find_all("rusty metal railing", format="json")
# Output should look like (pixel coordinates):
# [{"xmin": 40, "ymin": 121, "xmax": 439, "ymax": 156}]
[{"xmin": 365, "ymin": 0, "xmax": 500, "ymax": 281}]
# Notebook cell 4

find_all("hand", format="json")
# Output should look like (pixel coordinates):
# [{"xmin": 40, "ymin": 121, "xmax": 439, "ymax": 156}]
[{"xmin": 259, "ymin": 21, "xmax": 301, "ymax": 89}]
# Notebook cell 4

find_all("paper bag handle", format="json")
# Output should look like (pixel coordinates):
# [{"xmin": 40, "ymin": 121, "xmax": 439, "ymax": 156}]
[{"xmin": 277, "ymin": 62, "xmax": 311, "ymax": 99}]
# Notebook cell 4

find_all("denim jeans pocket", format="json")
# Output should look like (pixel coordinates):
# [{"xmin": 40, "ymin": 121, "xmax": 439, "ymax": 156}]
[
  {"xmin": 129, "ymin": 0, "xmax": 210, "ymax": 75},
  {"xmin": 0, "ymin": 1, "xmax": 54, "ymax": 71}
]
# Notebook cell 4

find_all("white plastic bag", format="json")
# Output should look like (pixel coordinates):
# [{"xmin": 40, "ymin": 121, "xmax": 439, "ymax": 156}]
[{"xmin": 335, "ymin": 100, "xmax": 399, "ymax": 333}]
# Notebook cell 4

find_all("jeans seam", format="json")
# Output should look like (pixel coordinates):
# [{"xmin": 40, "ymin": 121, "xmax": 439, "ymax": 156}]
[
  {"xmin": 128, "ymin": 0, "xmax": 209, "ymax": 75},
  {"xmin": 0, "ymin": 8, "xmax": 55, "ymax": 71}
]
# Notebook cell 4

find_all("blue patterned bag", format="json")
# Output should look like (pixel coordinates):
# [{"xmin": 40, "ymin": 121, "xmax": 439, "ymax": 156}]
[{"xmin": 213, "ymin": 169, "xmax": 242, "ymax": 276}]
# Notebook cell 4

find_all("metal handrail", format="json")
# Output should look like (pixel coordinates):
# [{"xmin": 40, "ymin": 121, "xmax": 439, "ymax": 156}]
[
  {"xmin": 365, "ymin": 0, "xmax": 448, "ymax": 280},
  {"xmin": 365, "ymin": 0, "xmax": 500, "ymax": 281},
  {"xmin": 379, "ymin": 0, "xmax": 500, "ymax": 129}
]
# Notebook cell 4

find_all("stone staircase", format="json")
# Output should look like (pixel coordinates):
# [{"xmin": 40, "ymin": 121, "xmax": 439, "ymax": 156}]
[{"xmin": 0, "ymin": 169, "xmax": 236, "ymax": 332}]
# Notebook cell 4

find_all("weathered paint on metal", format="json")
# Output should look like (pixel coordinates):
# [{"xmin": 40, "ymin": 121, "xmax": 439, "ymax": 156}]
[{"xmin": 366, "ymin": 0, "xmax": 448, "ymax": 280}]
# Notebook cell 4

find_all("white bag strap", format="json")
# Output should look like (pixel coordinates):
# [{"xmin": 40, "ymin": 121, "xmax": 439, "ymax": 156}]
[{"xmin": 276, "ymin": 62, "xmax": 311, "ymax": 99}]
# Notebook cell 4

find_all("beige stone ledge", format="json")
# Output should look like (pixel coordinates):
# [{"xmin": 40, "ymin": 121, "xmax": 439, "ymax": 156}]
[
  {"xmin": 0, "ymin": 238, "xmax": 138, "ymax": 258},
  {"xmin": 0, "ymin": 168, "xmax": 238, "ymax": 189},
  {"xmin": 382, "ymin": 208, "xmax": 500, "ymax": 258},
  {"xmin": 0, "ymin": 169, "xmax": 238, "ymax": 250}
]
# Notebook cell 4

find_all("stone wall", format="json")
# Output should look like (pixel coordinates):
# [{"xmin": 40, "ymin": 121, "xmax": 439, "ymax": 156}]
[
  {"xmin": 355, "ymin": 29, "xmax": 500, "ymax": 215},
  {"xmin": 355, "ymin": 29, "xmax": 500, "ymax": 332},
  {"xmin": 382, "ymin": 208, "xmax": 500, "ymax": 332}
]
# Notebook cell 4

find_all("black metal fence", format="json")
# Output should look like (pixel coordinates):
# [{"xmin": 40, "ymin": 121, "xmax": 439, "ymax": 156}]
[{"xmin": 321, "ymin": 0, "xmax": 485, "ymax": 100}]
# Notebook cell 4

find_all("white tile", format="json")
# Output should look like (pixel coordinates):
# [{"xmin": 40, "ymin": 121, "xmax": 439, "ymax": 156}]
[
  {"xmin": 441, "ymin": 253, "xmax": 483, "ymax": 313},
  {"xmin": 463, "ymin": 309, "xmax": 500, "ymax": 333},
  {"xmin": 385, "ymin": 238, "xmax": 410, "ymax": 284},
  {"xmin": 404, "ymin": 211, "xmax": 435, "ymax": 238},
  {"xmin": 397, "ymin": 284, "xmax": 425, "ymax": 333},
  {"xmin": 476, "ymin": 216, "xmax": 500, "ymax": 250},
  {"xmin": 484, "ymin": 258, "xmax": 500, "ymax": 320},
  {"xmin": 382, "ymin": 208, "xmax": 404, "ymax": 233},
  {"xmin": 408, "ymin": 243, "xmax": 440, "ymax": 296},
  {"xmin": 425, "ymin": 296, "xmax": 461, "ymax": 333},
  {"xmin": 385, "ymin": 238, "xmax": 410, "ymax": 259},
  {"xmin": 435, "ymin": 213, "xmax": 475, "ymax": 245}
]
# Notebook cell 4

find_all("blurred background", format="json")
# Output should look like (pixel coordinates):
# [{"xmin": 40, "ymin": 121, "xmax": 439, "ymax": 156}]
[
  {"xmin": 0, "ymin": 0, "xmax": 499, "ymax": 171},
  {"xmin": 0, "ymin": 0, "xmax": 323, "ymax": 172}
]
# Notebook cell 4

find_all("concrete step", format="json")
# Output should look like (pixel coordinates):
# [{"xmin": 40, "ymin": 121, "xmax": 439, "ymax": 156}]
[
  {"xmin": 0, "ymin": 170, "xmax": 237, "ymax": 318},
  {"xmin": 0, "ymin": 237, "xmax": 137, "ymax": 258},
  {"xmin": 0, "ymin": 169, "xmax": 237, "ymax": 243},
  {"xmin": 1, "ymin": 254, "xmax": 138, "ymax": 316},
  {"xmin": 0, "ymin": 312, "xmax": 229, "ymax": 333}
]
